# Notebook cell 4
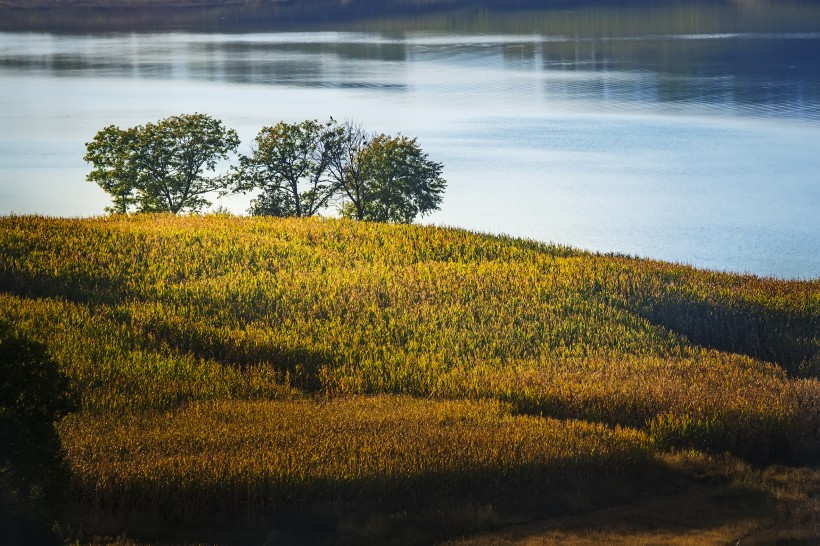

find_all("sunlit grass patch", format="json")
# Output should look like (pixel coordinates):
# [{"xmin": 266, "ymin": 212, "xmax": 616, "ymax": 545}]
[{"xmin": 59, "ymin": 396, "xmax": 653, "ymax": 521}]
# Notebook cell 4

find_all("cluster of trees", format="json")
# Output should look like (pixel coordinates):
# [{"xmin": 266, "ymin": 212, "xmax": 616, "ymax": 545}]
[{"xmin": 84, "ymin": 113, "xmax": 446, "ymax": 224}]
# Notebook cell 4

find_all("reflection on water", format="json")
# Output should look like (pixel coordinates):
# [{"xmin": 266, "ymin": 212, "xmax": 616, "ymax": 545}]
[
  {"xmin": 1, "ymin": 2, "xmax": 819, "ymax": 278},
  {"xmin": 2, "ymin": 27, "xmax": 818, "ymax": 120}
]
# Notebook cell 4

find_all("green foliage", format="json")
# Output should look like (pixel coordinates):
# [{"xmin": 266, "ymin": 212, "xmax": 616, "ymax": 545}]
[
  {"xmin": 237, "ymin": 119, "xmax": 338, "ymax": 217},
  {"xmin": 81, "ymin": 125, "xmax": 140, "ymax": 213},
  {"xmin": 326, "ymin": 121, "xmax": 447, "ymax": 222},
  {"xmin": 87, "ymin": 114, "xmax": 447, "ymax": 222},
  {"xmin": 324, "ymin": 120, "xmax": 371, "ymax": 220},
  {"xmin": 339, "ymin": 134, "xmax": 446, "ymax": 223},
  {"xmin": 84, "ymin": 113, "xmax": 240, "ymax": 213}
]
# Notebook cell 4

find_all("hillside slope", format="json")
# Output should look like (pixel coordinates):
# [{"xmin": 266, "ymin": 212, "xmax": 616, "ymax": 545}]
[{"xmin": 1, "ymin": 214, "xmax": 818, "ymax": 543}]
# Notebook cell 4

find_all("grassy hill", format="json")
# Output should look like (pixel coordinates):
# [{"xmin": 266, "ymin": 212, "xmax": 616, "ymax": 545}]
[{"xmin": 1, "ymin": 214, "xmax": 818, "ymax": 544}]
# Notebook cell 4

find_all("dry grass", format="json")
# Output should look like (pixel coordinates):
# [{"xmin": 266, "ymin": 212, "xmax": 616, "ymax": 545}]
[
  {"xmin": 1, "ymin": 214, "xmax": 818, "ymax": 543},
  {"xmin": 58, "ymin": 396, "xmax": 652, "ymax": 537},
  {"xmin": 2, "ymin": 215, "xmax": 817, "ymax": 452}
]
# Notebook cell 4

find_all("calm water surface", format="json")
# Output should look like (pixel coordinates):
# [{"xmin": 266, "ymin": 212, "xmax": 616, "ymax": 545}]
[{"xmin": 1, "ymin": 4, "xmax": 819, "ymax": 278}]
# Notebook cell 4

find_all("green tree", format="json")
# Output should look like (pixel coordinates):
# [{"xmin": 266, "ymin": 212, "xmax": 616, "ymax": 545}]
[
  {"xmin": 237, "ymin": 120, "xmax": 337, "ymax": 217},
  {"xmin": 84, "ymin": 113, "xmax": 240, "ymax": 213},
  {"xmin": 337, "ymin": 133, "xmax": 446, "ymax": 223},
  {"xmin": 325, "ymin": 121, "xmax": 372, "ymax": 221},
  {"xmin": 0, "ymin": 323, "xmax": 75, "ymax": 543}
]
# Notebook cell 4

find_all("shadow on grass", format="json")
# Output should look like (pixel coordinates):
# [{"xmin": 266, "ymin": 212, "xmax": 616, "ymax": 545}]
[
  {"xmin": 640, "ymin": 295, "xmax": 819, "ymax": 379},
  {"xmin": 447, "ymin": 458, "xmax": 820, "ymax": 546},
  {"xmin": 60, "ymin": 454, "xmax": 783, "ymax": 546},
  {"xmin": 0, "ymin": 269, "xmax": 127, "ymax": 309}
]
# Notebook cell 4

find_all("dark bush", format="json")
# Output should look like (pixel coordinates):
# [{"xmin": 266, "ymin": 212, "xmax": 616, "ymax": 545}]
[{"xmin": 0, "ymin": 322, "xmax": 75, "ymax": 544}]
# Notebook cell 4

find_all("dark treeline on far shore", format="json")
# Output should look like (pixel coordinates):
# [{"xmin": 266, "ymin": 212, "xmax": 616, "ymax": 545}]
[
  {"xmin": 0, "ymin": 0, "xmax": 737, "ymax": 33},
  {"xmin": 7, "ymin": 0, "xmax": 487, "ymax": 33}
]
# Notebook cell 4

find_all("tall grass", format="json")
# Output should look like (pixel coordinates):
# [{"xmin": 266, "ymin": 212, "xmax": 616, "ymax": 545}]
[
  {"xmin": 59, "ymin": 396, "xmax": 652, "ymax": 517},
  {"xmin": 1, "ymin": 214, "xmax": 818, "ymax": 539}
]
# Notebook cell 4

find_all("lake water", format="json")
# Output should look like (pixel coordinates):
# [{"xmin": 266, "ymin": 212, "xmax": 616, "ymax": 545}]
[{"xmin": 1, "ymin": 3, "xmax": 819, "ymax": 279}]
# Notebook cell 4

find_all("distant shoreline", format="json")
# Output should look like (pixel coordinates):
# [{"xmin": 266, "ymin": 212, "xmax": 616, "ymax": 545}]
[
  {"xmin": 0, "ymin": 0, "xmax": 464, "ymax": 32},
  {"xmin": 0, "ymin": 0, "xmax": 544, "ymax": 33},
  {"xmin": 0, "ymin": 0, "xmax": 777, "ymax": 10},
  {"xmin": 0, "ymin": 0, "xmax": 744, "ymax": 15},
  {"xmin": 2, "ymin": 0, "xmax": 458, "ymax": 9},
  {"xmin": 0, "ymin": 0, "xmax": 745, "ymax": 33},
  {"xmin": 0, "ymin": 0, "xmax": 263, "ymax": 8},
  {"xmin": 2, "ymin": 0, "xmax": 476, "ymax": 32}
]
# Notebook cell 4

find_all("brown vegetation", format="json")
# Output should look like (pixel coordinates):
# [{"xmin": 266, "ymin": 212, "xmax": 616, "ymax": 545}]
[{"xmin": 0, "ymin": 214, "xmax": 817, "ymax": 543}]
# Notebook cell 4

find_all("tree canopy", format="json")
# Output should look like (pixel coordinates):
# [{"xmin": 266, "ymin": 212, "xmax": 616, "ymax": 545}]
[
  {"xmin": 84, "ymin": 113, "xmax": 240, "ymax": 214},
  {"xmin": 236, "ymin": 119, "xmax": 336, "ymax": 217},
  {"xmin": 238, "ymin": 118, "xmax": 447, "ymax": 223},
  {"xmin": 324, "ymin": 121, "xmax": 373, "ymax": 221},
  {"xmin": 341, "ymin": 134, "xmax": 445, "ymax": 223},
  {"xmin": 85, "ymin": 114, "xmax": 446, "ymax": 222}
]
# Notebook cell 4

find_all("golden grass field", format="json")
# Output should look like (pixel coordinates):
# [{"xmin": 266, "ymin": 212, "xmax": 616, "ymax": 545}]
[{"xmin": 1, "ymin": 214, "xmax": 818, "ymax": 544}]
